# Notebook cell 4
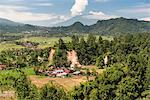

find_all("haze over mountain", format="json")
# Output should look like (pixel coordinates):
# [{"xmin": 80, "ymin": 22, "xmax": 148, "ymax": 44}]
[
  {"xmin": 0, "ymin": 18, "xmax": 23, "ymax": 26},
  {"xmin": 0, "ymin": 18, "xmax": 42, "ymax": 33}
]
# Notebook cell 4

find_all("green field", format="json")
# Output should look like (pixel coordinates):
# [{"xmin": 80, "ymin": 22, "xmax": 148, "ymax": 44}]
[
  {"xmin": 17, "ymin": 36, "xmax": 72, "ymax": 49},
  {"xmin": 0, "ymin": 35, "xmax": 113, "ymax": 52},
  {"xmin": 0, "ymin": 43, "xmax": 24, "ymax": 52}
]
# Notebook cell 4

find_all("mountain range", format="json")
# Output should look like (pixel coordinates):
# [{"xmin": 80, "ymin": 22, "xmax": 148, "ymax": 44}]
[{"xmin": 0, "ymin": 17, "xmax": 149, "ymax": 35}]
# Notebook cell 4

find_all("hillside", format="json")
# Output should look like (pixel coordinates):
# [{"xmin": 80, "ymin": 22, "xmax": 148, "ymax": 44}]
[
  {"xmin": 0, "ymin": 17, "xmax": 149, "ymax": 35},
  {"xmin": 0, "ymin": 18, "xmax": 23, "ymax": 26},
  {"xmin": 89, "ymin": 17, "xmax": 150, "ymax": 34},
  {"xmin": 49, "ymin": 17, "xmax": 150, "ymax": 35},
  {"xmin": 0, "ymin": 18, "xmax": 45, "ymax": 33}
]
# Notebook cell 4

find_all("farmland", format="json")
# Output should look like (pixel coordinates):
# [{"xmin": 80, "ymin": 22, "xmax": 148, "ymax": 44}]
[
  {"xmin": 0, "ymin": 43, "xmax": 24, "ymax": 52},
  {"xmin": 0, "ymin": 35, "xmax": 113, "ymax": 52},
  {"xmin": 29, "ymin": 75, "xmax": 88, "ymax": 91}
]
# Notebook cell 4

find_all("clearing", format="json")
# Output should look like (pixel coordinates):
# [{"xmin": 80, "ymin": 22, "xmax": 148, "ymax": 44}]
[
  {"xmin": 29, "ymin": 66, "xmax": 105, "ymax": 91},
  {"xmin": 29, "ymin": 75, "xmax": 88, "ymax": 91}
]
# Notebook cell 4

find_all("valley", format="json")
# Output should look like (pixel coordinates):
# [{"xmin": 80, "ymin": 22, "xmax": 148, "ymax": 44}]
[{"xmin": 0, "ymin": 17, "xmax": 150, "ymax": 100}]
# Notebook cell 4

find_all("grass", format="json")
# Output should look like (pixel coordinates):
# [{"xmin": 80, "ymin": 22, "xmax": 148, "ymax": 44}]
[
  {"xmin": 0, "ymin": 43, "xmax": 24, "ymax": 52},
  {"xmin": 0, "ymin": 70, "xmax": 19, "ymax": 78},
  {"xmin": 18, "ymin": 37, "xmax": 71, "ymax": 43},
  {"xmin": 0, "ymin": 67, "xmax": 35, "ymax": 76},
  {"xmin": 21, "ymin": 67, "xmax": 36, "ymax": 75},
  {"xmin": 17, "ymin": 36, "xmax": 72, "ymax": 49}
]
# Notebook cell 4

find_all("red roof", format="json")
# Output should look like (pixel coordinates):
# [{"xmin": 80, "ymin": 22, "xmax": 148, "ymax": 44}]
[
  {"xmin": 0, "ymin": 64, "xmax": 6, "ymax": 70},
  {"xmin": 0, "ymin": 64, "xmax": 6, "ymax": 67},
  {"xmin": 64, "ymin": 69, "xmax": 70, "ymax": 74}
]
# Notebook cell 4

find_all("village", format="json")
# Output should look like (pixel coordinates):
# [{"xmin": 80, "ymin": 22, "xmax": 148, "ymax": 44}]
[
  {"xmin": 35, "ymin": 49, "xmax": 88, "ymax": 78},
  {"xmin": 0, "ymin": 48, "xmax": 108, "ymax": 78},
  {"xmin": 34, "ymin": 49, "xmax": 108, "ymax": 78}
]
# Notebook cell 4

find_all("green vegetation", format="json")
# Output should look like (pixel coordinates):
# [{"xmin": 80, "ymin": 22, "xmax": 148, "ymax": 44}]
[
  {"xmin": 0, "ymin": 17, "xmax": 149, "ymax": 35},
  {"xmin": 70, "ymin": 33, "xmax": 150, "ymax": 100},
  {"xmin": 0, "ymin": 48, "xmax": 50, "ymax": 68},
  {"xmin": 17, "ymin": 36, "xmax": 72, "ymax": 49},
  {"xmin": 53, "ymin": 38, "xmax": 69, "ymax": 67},
  {"xmin": 40, "ymin": 83, "xmax": 67, "ymax": 100},
  {"xmin": 0, "ymin": 70, "xmax": 39, "ymax": 100},
  {"xmin": 0, "ymin": 43, "xmax": 24, "ymax": 52},
  {"xmin": 0, "ymin": 32, "xmax": 150, "ymax": 100},
  {"xmin": 0, "ymin": 35, "xmax": 112, "ymax": 52}
]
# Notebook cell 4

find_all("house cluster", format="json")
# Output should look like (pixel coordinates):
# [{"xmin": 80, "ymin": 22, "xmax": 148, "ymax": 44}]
[{"xmin": 36, "ymin": 67, "xmax": 82, "ymax": 77}]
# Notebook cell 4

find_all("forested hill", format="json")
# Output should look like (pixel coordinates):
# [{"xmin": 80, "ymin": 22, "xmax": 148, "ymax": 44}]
[
  {"xmin": 49, "ymin": 17, "xmax": 150, "ymax": 35},
  {"xmin": 0, "ymin": 17, "xmax": 150, "ymax": 34}
]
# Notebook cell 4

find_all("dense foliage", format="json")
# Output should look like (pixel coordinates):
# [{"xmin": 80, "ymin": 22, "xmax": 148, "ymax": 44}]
[
  {"xmin": 40, "ymin": 83, "xmax": 67, "ymax": 100},
  {"xmin": 0, "ymin": 70, "xmax": 39, "ymax": 100},
  {"xmin": 52, "ymin": 38, "xmax": 70, "ymax": 67},
  {"xmin": 0, "ymin": 48, "xmax": 50, "ymax": 69},
  {"xmin": 70, "ymin": 33, "xmax": 150, "ymax": 100}
]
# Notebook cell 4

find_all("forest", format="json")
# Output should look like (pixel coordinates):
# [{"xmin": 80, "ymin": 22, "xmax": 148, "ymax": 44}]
[{"xmin": 0, "ymin": 32, "xmax": 150, "ymax": 100}]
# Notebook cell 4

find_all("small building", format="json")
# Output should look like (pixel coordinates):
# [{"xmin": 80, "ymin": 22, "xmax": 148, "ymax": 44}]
[
  {"xmin": 49, "ymin": 69, "xmax": 71, "ymax": 77},
  {"xmin": 73, "ymin": 71, "xmax": 81, "ymax": 75},
  {"xmin": 52, "ymin": 69, "xmax": 64, "ymax": 74},
  {"xmin": 64, "ymin": 69, "xmax": 71, "ymax": 74},
  {"xmin": 56, "ymin": 72, "xmax": 68, "ymax": 77}
]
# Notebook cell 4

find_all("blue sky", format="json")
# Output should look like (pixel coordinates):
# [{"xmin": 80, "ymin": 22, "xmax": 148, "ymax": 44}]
[{"xmin": 0, "ymin": 0, "xmax": 149, "ymax": 26}]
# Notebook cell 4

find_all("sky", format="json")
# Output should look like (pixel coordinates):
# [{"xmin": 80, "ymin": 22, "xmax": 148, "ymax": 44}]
[{"xmin": 0, "ymin": 0, "xmax": 149, "ymax": 26}]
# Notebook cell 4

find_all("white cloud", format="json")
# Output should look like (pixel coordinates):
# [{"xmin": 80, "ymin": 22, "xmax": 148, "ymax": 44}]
[
  {"xmin": 71, "ymin": 0, "xmax": 88, "ymax": 16},
  {"xmin": 34, "ymin": 3, "xmax": 53, "ymax": 7},
  {"xmin": 0, "ymin": 4, "xmax": 70, "ymax": 26},
  {"xmin": 0, "ymin": 5, "xmax": 29, "ymax": 11},
  {"xmin": 119, "ymin": 7, "xmax": 150, "ymax": 14},
  {"xmin": 140, "ymin": 17, "xmax": 150, "ymax": 21},
  {"xmin": 118, "ymin": 4, "xmax": 150, "ymax": 16},
  {"xmin": 83, "ymin": 11, "xmax": 118, "ymax": 20},
  {"xmin": 0, "ymin": 5, "xmax": 55, "ymax": 22},
  {"xmin": 95, "ymin": 0, "xmax": 110, "ymax": 2}
]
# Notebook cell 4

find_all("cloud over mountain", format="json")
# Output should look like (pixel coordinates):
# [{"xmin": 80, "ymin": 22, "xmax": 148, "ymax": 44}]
[
  {"xmin": 83, "ymin": 11, "xmax": 118, "ymax": 20},
  {"xmin": 71, "ymin": 0, "xmax": 88, "ymax": 16}
]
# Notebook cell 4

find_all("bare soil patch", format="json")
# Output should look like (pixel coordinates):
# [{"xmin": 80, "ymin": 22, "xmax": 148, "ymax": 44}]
[{"xmin": 29, "ymin": 75, "xmax": 88, "ymax": 91}]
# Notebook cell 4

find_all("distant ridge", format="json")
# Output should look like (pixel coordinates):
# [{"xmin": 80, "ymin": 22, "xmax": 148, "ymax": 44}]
[
  {"xmin": 0, "ymin": 18, "xmax": 23, "ymax": 26},
  {"xmin": 0, "ymin": 18, "xmax": 43, "ymax": 33},
  {"xmin": 54, "ymin": 15, "xmax": 97, "ymax": 27},
  {"xmin": 0, "ymin": 17, "xmax": 149, "ymax": 34},
  {"xmin": 49, "ymin": 17, "xmax": 150, "ymax": 35}
]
